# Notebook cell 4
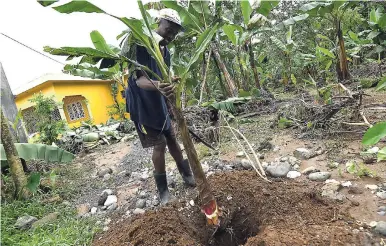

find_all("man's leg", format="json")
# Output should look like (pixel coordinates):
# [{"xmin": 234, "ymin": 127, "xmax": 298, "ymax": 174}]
[
  {"xmin": 165, "ymin": 127, "xmax": 196, "ymax": 187},
  {"xmin": 152, "ymin": 142, "xmax": 167, "ymax": 173}
]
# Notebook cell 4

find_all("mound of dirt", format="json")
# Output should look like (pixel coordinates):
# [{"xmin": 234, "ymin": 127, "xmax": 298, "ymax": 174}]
[{"xmin": 92, "ymin": 171, "xmax": 376, "ymax": 246}]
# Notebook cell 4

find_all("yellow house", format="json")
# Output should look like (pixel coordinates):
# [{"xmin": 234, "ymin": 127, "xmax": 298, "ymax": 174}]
[{"xmin": 14, "ymin": 73, "xmax": 127, "ymax": 134}]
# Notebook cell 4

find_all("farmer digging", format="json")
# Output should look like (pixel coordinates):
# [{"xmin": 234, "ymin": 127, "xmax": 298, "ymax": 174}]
[{"xmin": 124, "ymin": 9, "xmax": 195, "ymax": 205}]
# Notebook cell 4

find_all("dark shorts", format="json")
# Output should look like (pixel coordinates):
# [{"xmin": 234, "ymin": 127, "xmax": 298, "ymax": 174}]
[{"xmin": 135, "ymin": 123, "xmax": 176, "ymax": 148}]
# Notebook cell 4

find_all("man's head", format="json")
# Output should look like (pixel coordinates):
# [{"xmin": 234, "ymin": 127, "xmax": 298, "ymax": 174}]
[{"xmin": 157, "ymin": 9, "xmax": 183, "ymax": 46}]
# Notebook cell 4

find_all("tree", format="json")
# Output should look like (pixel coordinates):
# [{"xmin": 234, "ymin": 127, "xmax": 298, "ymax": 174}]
[
  {"xmin": 0, "ymin": 110, "xmax": 28, "ymax": 199},
  {"xmin": 299, "ymin": 1, "xmax": 356, "ymax": 81}
]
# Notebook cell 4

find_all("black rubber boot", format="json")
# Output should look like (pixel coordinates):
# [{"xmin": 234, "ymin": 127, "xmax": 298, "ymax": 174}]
[
  {"xmin": 153, "ymin": 172, "xmax": 171, "ymax": 205},
  {"xmin": 177, "ymin": 159, "xmax": 196, "ymax": 187}
]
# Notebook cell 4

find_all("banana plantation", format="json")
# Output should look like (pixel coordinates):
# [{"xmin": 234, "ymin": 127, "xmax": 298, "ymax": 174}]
[{"xmin": 1, "ymin": 0, "xmax": 386, "ymax": 245}]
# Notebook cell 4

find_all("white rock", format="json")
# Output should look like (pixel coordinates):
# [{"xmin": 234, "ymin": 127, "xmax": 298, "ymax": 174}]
[
  {"xmin": 91, "ymin": 207, "xmax": 98, "ymax": 214},
  {"xmin": 294, "ymin": 148, "xmax": 316, "ymax": 160},
  {"xmin": 241, "ymin": 159, "xmax": 253, "ymax": 170},
  {"xmin": 266, "ymin": 162, "xmax": 291, "ymax": 177},
  {"xmin": 103, "ymin": 226, "xmax": 109, "ymax": 232},
  {"xmin": 341, "ymin": 181, "xmax": 352, "ymax": 187},
  {"xmin": 293, "ymin": 164, "xmax": 300, "ymax": 170},
  {"xmin": 104, "ymin": 218, "xmax": 111, "ymax": 225},
  {"xmin": 368, "ymin": 147, "xmax": 379, "ymax": 153},
  {"xmin": 308, "ymin": 172, "xmax": 331, "ymax": 181},
  {"xmin": 189, "ymin": 200, "xmax": 195, "ymax": 206},
  {"xmin": 236, "ymin": 151, "xmax": 245, "ymax": 157},
  {"xmin": 369, "ymin": 221, "xmax": 378, "ymax": 228},
  {"xmin": 375, "ymin": 221, "xmax": 386, "ymax": 236},
  {"xmin": 102, "ymin": 189, "xmax": 113, "ymax": 195},
  {"xmin": 227, "ymin": 196, "xmax": 232, "ymax": 201},
  {"xmin": 287, "ymin": 171, "xmax": 301, "ymax": 179},
  {"xmin": 201, "ymin": 162, "xmax": 209, "ymax": 173},
  {"xmin": 133, "ymin": 208, "xmax": 145, "ymax": 215},
  {"xmin": 140, "ymin": 173, "xmax": 149, "ymax": 181},
  {"xmin": 365, "ymin": 185, "xmax": 378, "ymax": 190},
  {"xmin": 376, "ymin": 191, "xmax": 386, "ymax": 200},
  {"xmin": 104, "ymin": 195, "xmax": 118, "ymax": 206}
]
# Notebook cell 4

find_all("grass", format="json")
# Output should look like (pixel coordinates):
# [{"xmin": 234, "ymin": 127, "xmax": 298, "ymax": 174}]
[
  {"xmin": 1, "ymin": 198, "xmax": 100, "ymax": 246},
  {"xmin": 1, "ymin": 163, "xmax": 101, "ymax": 246}
]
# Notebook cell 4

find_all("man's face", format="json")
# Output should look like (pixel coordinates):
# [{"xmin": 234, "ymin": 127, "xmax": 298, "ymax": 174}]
[{"xmin": 157, "ymin": 19, "xmax": 181, "ymax": 45}]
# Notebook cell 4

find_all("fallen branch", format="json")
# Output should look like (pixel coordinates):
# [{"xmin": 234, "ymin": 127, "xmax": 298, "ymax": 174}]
[
  {"xmin": 338, "ymin": 83, "xmax": 354, "ymax": 99},
  {"xmin": 359, "ymin": 111, "xmax": 372, "ymax": 127},
  {"xmin": 221, "ymin": 113, "xmax": 269, "ymax": 182}
]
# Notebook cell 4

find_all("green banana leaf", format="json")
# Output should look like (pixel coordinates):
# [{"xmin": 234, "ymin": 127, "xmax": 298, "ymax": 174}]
[{"xmin": 1, "ymin": 143, "xmax": 75, "ymax": 168}]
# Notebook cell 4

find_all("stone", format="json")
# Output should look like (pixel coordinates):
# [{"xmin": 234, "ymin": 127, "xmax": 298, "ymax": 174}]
[
  {"xmin": 288, "ymin": 156, "xmax": 299, "ymax": 166},
  {"xmin": 31, "ymin": 212, "xmax": 59, "ymax": 229},
  {"xmin": 98, "ymin": 192, "xmax": 108, "ymax": 206},
  {"xmin": 341, "ymin": 181, "xmax": 352, "ymax": 187},
  {"xmin": 266, "ymin": 162, "xmax": 291, "ymax": 178},
  {"xmin": 292, "ymin": 164, "xmax": 300, "ymax": 170},
  {"xmin": 365, "ymin": 185, "xmax": 378, "ymax": 190},
  {"xmin": 103, "ymin": 173, "xmax": 111, "ymax": 180},
  {"xmin": 91, "ymin": 207, "xmax": 98, "ymax": 214},
  {"xmin": 262, "ymin": 162, "xmax": 269, "ymax": 170},
  {"xmin": 308, "ymin": 172, "xmax": 331, "ymax": 182},
  {"xmin": 138, "ymin": 191, "xmax": 147, "ymax": 199},
  {"xmin": 301, "ymin": 166, "xmax": 320, "ymax": 175},
  {"xmin": 378, "ymin": 206, "xmax": 386, "ymax": 212},
  {"xmin": 322, "ymin": 181, "xmax": 342, "ymax": 193},
  {"xmin": 236, "ymin": 151, "xmax": 245, "ymax": 157},
  {"xmin": 101, "ymin": 206, "xmax": 107, "ymax": 211},
  {"xmin": 378, "ymin": 211, "xmax": 386, "ymax": 216},
  {"xmin": 104, "ymin": 195, "xmax": 118, "ymax": 206},
  {"xmin": 369, "ymin": 221, "xmax": 378, "ymax": 228},
  {"xmin": 107, "ymin": 203, "xmax": 118, "ymax": 211},
  {"xmin": 140, "ymin": 172, "xmax": 149, "ymax": 181},
  {"xmin": 15, "ymin": 215, "xmax": 38, "ymax": 229},
  {"xmin": 348, "ymin": 186, "xmax": 364, "ymax": 194},
  {"xmin": 241, "ymin": 159, "xmax": 253, "ymax": 170},
  {"xmin": 97, "ymin": 168, "xmax": 113, "ymax": 177},
  {"xmin": 287, "ymin": 171, "xmax": 301, "ymax": 179},
  {"xmin": 77, "ymin": 204, "xmax": 90, "ymax": 217},
  {"xmin": 152, "ymin": 199, "xmax": 160, "ymax": 207},
  {"xmin": 328, "ymin": 162, "xmax": 340, "ymax": 169},
  {"xmin": 293, "ymin": 148, "xmax": 317, "ymax": 160},
  {"xmin": 133, "ymin": 208, "xmax": 145, "ymax": 215},
  {"xmin": 201, "ymin": 162, "xmax": 210, "ymax": 173},
  {"xmin": 376, "ymin": 191, "xmax": 386, "ymax": 200},
  {"xmin": 280, "ymin": 157, "xmax": 289, "ymax": 162},
  {"xmin": 102, "ymin": 189, "xmax": 113, "ymax": 195},
  {"xmin": 189, "ymin": 200, "xmax": 195, "ymax": 206},
  {"xmin": 136, "ymin": 199, "xmax": 146, "ymax": 209},
  {"xmin": 374, "ymin": 221, "xmax": 386, "ymax": 236}
]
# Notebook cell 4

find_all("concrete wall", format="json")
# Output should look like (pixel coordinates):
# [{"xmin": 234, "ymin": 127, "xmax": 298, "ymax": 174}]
[{"xmin": 0, "ymin": 62, "xmax": 28, "ymax": 143}]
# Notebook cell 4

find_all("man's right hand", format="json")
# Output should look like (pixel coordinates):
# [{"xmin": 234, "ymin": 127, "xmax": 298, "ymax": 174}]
[{"xmin": 158, "ymin": 83, "xmax": 175, "ymax": 99}]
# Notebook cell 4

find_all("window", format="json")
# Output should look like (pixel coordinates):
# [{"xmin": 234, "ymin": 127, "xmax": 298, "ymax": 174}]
[{"xmin": 66, "ymin": 101, "xmax": 85, "ymax": 121}]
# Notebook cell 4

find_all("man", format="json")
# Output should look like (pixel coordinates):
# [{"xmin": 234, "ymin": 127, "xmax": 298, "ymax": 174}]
[{"xmin": 125, "ymin": 9, "xmax": 195, "ymax": 205}]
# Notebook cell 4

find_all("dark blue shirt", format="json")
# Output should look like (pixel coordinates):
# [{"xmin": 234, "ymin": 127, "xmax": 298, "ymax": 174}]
[{"xmin": 125, "ymin": 45, "xmax": 171, "ymax": 131}]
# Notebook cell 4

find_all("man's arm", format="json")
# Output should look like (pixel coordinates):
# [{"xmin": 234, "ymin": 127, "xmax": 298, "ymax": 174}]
[{"xmin": 136, "ymin": 76, "xmax": 160, "ymax": 90}]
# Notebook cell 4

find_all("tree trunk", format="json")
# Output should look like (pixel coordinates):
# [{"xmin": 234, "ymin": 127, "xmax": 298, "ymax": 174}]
[
  {"xmin": 212, "ymin": 44, "xmax": 238, "ymax": 97},
  {"xmin": 248, "ymin": 43, "xmax": 261, "ymax": 89},
  {"xmin": 1, "ymin": 110, "xmax": 29, "ymax": 199},
  {"xmin": 237, "ymin": 49, "xmax": 248, "ymax": 91},
  {"xmin": 169, "ymin": 99, "xmax": 219, "ymax": 224},
  {"xmin": 336, "ymin": 20, "xmax": 350, "ymax": 81},
  {"xmin": 199, "ymin": 49, "xmax": 212, "ymax": 104},
  {"xmin": 212, "ymin": 53, "xmax": 228, "ymax": 98}
]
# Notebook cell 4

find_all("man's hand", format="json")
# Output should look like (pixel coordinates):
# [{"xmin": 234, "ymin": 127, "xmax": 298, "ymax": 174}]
[
  {"xmin": 172, "ymin": 76, "xmax": 181, "ymax": 83},
  {"xmin": 159, "ymin": 83, "xmax": 175, "ymax": 99}
]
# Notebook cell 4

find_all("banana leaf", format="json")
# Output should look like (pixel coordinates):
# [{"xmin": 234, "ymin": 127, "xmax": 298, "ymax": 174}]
[{"xmin": 1, "ymin": 143, "xmax": 75, "ymax": 168}]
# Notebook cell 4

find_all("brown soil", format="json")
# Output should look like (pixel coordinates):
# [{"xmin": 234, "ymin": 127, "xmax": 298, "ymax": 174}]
[{"xmin": 92, "ymin": 171, "xmax": 376, "ymax": 246}]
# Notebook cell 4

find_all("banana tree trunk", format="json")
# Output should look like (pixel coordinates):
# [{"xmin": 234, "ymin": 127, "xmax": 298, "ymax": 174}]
[
  {"xmin": 199, "ymin": 49, "xmax": 212, "ymax": 104},
  {"xmin": 336, "ymin": 20, "xmax": 350, "ymax": 81},
  {"xmin": 248, "ymin": 43, "xmax": 261, "ymax": 89},
  {"xmin": 212, "ymin": 55, "xmax": 228, "ymax": 97},
  {"xmin": 237, "ymin": 49, "xmax": 248, "ymax": 91},
  {"xmin": 0, "ymin": 110, "xmax": 29, "ymax": 199},
  {"xmin": 212, "ymin": 44, "xmax": 237, "ymax": 97},
  {"xmin": 170, "ymin": 99, "xmax": 219, "ymax": 224}
]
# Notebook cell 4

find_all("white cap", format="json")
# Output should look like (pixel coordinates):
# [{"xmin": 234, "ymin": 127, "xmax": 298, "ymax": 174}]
[{"xmin": 159, "ymin": 9, "xmax": 182, "ymax": 27}]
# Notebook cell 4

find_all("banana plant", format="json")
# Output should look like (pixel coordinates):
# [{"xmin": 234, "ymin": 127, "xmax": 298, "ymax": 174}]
[
  {"xmin": 270, "ymin": 25, "xmax": 297, "ymax": 86},
  {"xmin": 298, "ymin": 0, "xmax": 356, "ymax": 81},
  {"xmin": 162, "ymin": 0, "xmax": 238, "ymax": 98},
  {"xmin": 40, "ymin": 0, "xmax": 221, "ymax": 225},
  {"xmin": 222, "ymin": 0, "xmax": 278, "ymax": 90}
]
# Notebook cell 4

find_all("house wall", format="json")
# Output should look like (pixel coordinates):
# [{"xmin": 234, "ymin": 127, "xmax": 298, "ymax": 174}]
[{"xmin": 14, "ymin": 82, "xmax": 56, "ymax": 111}]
